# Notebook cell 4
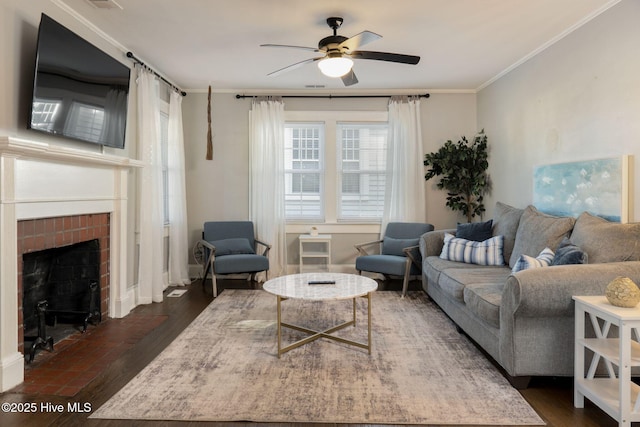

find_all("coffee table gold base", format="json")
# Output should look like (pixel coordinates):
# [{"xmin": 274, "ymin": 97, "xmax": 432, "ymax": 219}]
[{"xmin": 275, "ymin": 292, "xmax": 372, "ymax": 358}]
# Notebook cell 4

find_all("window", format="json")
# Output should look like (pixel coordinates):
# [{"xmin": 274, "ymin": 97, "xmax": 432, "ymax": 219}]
[
  {"xmin": 284, "ymin": 123, "xmax": 324, "ymax": 220},
  {"xmin": 338, "ymin": 123, "xmax": 388, "ymax": 220},
  {"xmin": 284, "ymin": 111, "xmax": 388, "ymax": 223}
]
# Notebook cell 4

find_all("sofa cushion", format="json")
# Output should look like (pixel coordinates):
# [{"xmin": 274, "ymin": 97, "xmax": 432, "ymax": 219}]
[
  {"xmin": 456, "ymin": 219, "xmax": 493, "ymax": 242},
  {"xmin": 551, "ymin": 237, "xmax": 588, "ymax": 265},
  {"xmin": 423, "ymin": 256, "xmax": 480, "ymax": 290},
  {"xmin": 356, "ymin": 254, "xmax": 420, "ymax": 276},
  {"xmin": 570, "ymin": 212, "xmax": 640, "ymax": 263},
  {"xmin": 463, "ymin": 283, "xmax": 503, "ymax": 329},
  {"xmin": 437, "ymin": 266, "xmax": 512, "ymax": 302},
  {"xmin": 509, "ymin": 205, "xmax": 575, "ymax": 268},
  {"xmin": 440, "ymin": 233, "xmax": 505, "ymax": 266},
  {"xmin": 491, "ymin": 202, "xmax": 523, "ymax": 264},
  {"xmin": 512, "ymin": 247, "xmax": 555, "ymax": 273},
  {"xmin": 214, "ymin": 254, "xmax": 268, "ymax": 274}
]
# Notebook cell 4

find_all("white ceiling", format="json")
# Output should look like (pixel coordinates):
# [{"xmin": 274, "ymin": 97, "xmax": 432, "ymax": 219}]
[{"xmin": 58, "ymin": 0, "xmax": 618, "ymax": 93}]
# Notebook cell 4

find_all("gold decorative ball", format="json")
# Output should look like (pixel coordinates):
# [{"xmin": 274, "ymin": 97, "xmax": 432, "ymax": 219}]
[{"xmin": 606, "ymin": 277, "xmax": 640, "ymax": 308}]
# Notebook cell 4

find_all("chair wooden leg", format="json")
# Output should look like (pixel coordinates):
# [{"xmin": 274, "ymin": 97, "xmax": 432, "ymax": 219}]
[
  {"xmin": 203, "ymin": 253, "xmax": 217, "ymax": 297},
  {"xmin": 402, "ymin": 259, "xmax": 412, "ymax": 298}
]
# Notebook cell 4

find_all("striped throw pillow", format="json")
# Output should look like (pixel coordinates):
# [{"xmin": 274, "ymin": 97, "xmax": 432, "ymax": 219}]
[
  {"xmin": 511, "ymin": 247, "xmax": 555, "ymax": 273},
  {"xmin": 440, "ymin": 233, "xmax": 505, "ymax": 266}
]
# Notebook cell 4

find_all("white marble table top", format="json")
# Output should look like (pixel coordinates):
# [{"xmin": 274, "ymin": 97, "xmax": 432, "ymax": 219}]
[{"xmin": 262, "ymin": 273, "xmax": 378, "ymax": 301}]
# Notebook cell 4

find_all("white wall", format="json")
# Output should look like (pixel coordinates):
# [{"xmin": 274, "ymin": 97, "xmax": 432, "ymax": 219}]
[
  {"xmin": 183, "ymin": 92, "xmax": 477, "ymax": 270},
  {"xmin": 478, "ymin": 0, "xmax": 640, "ymax": 221}
]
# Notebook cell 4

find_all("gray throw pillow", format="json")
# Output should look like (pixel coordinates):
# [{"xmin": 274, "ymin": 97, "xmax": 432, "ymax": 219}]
[
  {"xmin": 456, "ymin": 219, "xmax": 493, "ymax": 242},
  {"xmin": 211, "ymin": 238, "xmax": 255, "ymax": 256},
  {"xmin": 382, "ymin": 237, "xmax": 419, "ymax": 257},
  {"xmin": 509, "ymin": 205, "xmax": 575, "ymax": 268},
  {"xmin": 551, "ymin": 237, "xmax": 588, "ymax": 265}
]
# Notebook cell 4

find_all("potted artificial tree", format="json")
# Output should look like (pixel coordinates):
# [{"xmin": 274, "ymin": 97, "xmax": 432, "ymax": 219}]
[{"xmin": 423, "ymin": 130, "xmax": 490, "ymax": 223}]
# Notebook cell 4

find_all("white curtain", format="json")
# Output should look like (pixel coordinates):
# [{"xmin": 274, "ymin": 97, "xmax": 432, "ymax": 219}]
[
  {"xmin": 167, "ymin": 91, "xmax": 190, "ymax": 286},
  {"xmin": 249, "ymin": 97, "xmax": 286, "ymax": 280},
  {"xmin": 136, "ymin": 67, "xmax": 166, "ymax": 303},
  {"xmin": 382, "ymin": 96, "xmax": 427, "ymax": 233}
]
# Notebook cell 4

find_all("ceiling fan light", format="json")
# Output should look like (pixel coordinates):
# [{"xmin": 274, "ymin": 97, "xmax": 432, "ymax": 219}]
[{"xmin": 318, "ymin": 57, "xmax": 353, "ymax": 77}]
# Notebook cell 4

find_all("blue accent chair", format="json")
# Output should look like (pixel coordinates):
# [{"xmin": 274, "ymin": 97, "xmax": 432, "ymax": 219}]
[
  {"xmin": 200, "ymin": 221, "xmax": 270, "ymax": 297},
  {"xmin": 355, "ymin": 222, "xmax": 434, "ymax": 297}
]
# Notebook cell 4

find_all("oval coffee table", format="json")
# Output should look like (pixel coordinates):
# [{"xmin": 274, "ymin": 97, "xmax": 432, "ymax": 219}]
[{"xmin": 262, "ymin": 272, "xmax": 378, "ymax": 358}]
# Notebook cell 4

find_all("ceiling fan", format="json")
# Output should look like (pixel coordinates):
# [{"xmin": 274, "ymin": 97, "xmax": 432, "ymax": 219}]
[{"xmin": 261, "ymin": 17, "xmax": 420, "ymax": 86}]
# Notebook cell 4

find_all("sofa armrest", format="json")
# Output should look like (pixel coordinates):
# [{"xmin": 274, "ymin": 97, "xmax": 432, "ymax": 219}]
[
  {"xmin": 502, "ymin": 261, "xmax": 640, "ymax": 318},
  {"xmin": 419, "ymin": 229, "xmax": 455, "ymax": 259}
]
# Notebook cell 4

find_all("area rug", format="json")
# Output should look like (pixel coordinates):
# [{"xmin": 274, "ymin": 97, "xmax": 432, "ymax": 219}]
[{"xmin": 91, "ymin": 290, "xmax": 544, "ymax": 425}]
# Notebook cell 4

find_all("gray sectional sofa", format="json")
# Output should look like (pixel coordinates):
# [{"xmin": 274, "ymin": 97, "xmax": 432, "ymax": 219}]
[{"xmin": 419, "ymin": 202, "xmax": 640, "ymax": 388}]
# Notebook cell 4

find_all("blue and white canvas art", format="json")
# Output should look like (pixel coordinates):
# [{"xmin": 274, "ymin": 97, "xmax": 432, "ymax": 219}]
[{"xmin": 533, "ymin": 156, "xmax": 630, "ymax": 222}]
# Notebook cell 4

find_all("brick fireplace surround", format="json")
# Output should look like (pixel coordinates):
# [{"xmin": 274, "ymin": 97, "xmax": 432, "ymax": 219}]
[
  {"xmin": 0, "ymin": 136, "xmax": 142, "ymax": 392},
  {"xmin": 17, "ymin": 213, "xmax": 111, "ymax": 353}
]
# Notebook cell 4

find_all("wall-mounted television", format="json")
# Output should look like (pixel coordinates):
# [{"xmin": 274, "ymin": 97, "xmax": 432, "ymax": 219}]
[{"xmin": 28, "ymin": 14, "xmax": 130, "ymax": 149}]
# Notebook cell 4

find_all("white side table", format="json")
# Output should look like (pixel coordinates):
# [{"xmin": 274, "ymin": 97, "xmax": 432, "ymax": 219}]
[
  {"xmin": 299, "ymin": 234, "xmax": 331, "ymax": 272},
  {"xmin": 574, "ymin": 295, "xmax": 640, "ymax": 427}
]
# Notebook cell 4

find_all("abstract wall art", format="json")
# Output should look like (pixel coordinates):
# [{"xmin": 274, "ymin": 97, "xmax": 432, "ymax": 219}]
[{"xmin": 533, "ymin": 155, "xmax": 632, "ymax": 223}]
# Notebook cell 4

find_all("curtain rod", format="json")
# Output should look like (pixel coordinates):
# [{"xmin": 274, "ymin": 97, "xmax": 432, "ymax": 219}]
[
  {"xmin": 235, "ymin": 93, "xmax": 430, "ymax": 100},
  {"xmin": 126, "ymin": 52, "xmax": 186, "ymax": 97}
]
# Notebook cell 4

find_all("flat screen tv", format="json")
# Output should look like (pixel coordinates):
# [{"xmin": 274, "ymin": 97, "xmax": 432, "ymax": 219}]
[{"xmin": 28, "ymin": 14, "xmax": 130, "ymax": 149}]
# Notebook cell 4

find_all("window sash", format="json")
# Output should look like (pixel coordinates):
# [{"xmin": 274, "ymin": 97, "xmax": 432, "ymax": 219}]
[
  {"xmin": 337, "ymin": 123, "xmax": 388, "ymax": 221},
  {"xmin": 284, "ymin": 123, "xmax": 324, "ymax": 220}
]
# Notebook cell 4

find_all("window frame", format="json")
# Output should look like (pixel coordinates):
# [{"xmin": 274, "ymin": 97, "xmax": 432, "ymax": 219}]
[{"xmin": 284, "ymin": 110, "xmax": 388, "ymax": 225}]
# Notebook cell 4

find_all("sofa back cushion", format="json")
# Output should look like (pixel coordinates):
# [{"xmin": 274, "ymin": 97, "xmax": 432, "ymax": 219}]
[
  {"xmin": 570, "ymin": 212, "xmax": 640, "ymax": 263},
  {"xmin": 509, "ymin": 205, "xmax": 575, "ymax": 268},
  {"xmin": 491, "ymin": 202, "xmax": 523, "ymax": 264}
]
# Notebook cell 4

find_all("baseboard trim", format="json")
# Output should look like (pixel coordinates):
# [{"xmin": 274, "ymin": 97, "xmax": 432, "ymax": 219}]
[{"xmin": 0, "ymin": 351, "xmax": 24, "ymax": 392}]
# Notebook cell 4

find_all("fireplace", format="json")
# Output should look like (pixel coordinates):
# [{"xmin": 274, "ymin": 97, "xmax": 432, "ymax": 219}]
[
  {"xmin": 18, "ymin": 215, "xmax": 111, "ymax": 356},
  {"xmin": 0, "ymin": 136, "xmax": 142, "ymax": 392}
]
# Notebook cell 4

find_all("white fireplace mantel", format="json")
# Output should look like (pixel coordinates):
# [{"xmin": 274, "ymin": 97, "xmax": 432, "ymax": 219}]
[{"xmin": 0, "ymin": 136, "xmax": 142, "ymax": 392}]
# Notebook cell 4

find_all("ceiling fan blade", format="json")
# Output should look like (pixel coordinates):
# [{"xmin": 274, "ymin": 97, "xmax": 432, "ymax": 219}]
[
  {"xmin": 267, "ymin": 57, "xmax": 322, "ymax": 77},
  {"xmin": 341, "ymin": 69, "xmax": 358, "ymax": 86},
  {"xmin": 260, "ymin": 44, "xmax": 320, "ymax": 52},
  {"xmin": 350, "ymin": 50, "xmax": 420, "ymax": 65},
  {"xmin": 339, "ymin": 31, "xmax": 381, "ymax": 52}
]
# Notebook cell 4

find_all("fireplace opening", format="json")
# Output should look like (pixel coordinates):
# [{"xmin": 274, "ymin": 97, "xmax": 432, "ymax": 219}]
[{"xmin": 22, "ymin": 239, "xmax": 102, "ymax": 361}]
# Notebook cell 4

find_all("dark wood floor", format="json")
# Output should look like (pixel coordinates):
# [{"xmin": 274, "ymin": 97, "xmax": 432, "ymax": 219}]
[{"xmin": 0, "ymin": 278, "xmax": 619, "ymax": 427}]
